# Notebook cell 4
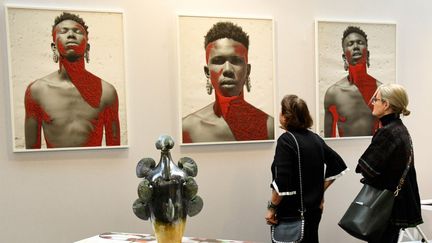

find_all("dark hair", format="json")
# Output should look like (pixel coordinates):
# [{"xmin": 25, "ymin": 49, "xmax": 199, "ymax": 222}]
[
  {"xmin": 280, "ymin": 95, "xmax": 313, "ymax": 130},
  {"xmin": 342, "ymin": 26, "xmax": 367, "ymax": 47},
  {"xmin": 204, "ymin": 21, "xmax": 249, "ymax": 49},
  {"xmin": 52, "ymin": 12, "xmax": 88, "ymax": 35}
]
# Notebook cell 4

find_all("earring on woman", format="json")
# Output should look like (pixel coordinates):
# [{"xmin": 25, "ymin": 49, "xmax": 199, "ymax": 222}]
[
  {"xmin": 246, "ymin": 77, "xmax": 251, "ymax": 92},
  {"xmin": 206, "ymin": 78, "xmax": 213, "ymax": 95}
]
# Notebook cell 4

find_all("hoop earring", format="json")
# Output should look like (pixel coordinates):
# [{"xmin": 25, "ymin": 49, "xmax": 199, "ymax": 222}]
[
  {"xmin": 246, "ymin": 77, "xmax": 251, "ymax": 92},
  {"xmin": 206, "ymin": 78, "xmax": 213, "ymax": 95},
  {"xmin": 53, "ymin": 52, "xmax": 59, "ymax": 63},
  {"xmin": 85, "ymin": 50, "xmax": 90, "ymax": 63}
]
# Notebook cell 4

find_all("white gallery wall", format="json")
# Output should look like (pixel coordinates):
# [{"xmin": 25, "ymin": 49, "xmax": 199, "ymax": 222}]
[{"xmin": 0, "ymin": 0, "xmax": 431, "ymax": 242}]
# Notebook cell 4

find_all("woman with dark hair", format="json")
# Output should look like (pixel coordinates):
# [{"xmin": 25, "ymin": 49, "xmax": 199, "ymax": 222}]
[
  {"xmin": 265, "ymin": 95, "xmax": 348, "ymax": 243},
  {"xmin": 356, "ymin": 84, "xmax": 423, "ymax": 242}
]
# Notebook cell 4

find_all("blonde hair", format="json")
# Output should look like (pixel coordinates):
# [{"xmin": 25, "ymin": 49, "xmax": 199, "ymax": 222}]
[{"xmin": 376, "ymin": 83, "xmax": 410, "ymax": 116}]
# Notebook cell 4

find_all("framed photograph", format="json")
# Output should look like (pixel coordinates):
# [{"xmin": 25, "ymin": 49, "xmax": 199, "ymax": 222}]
[
  {"xmin": 178, "ymin": 15, "xmax": 275, "ymax": 145},
  {"xmin": 5, "ymin": 5, "xmax": 128, "ymax": 152},
  {"xmin": 315, "ymin": 20, "xmax": 396, "ymax": 139}
]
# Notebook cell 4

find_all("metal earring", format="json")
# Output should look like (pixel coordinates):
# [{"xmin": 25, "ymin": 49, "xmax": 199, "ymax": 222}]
[
  {"xmin": 246, "ymin": 77, "xmax": 251, "ymax": 92},
  {"xmin": 53, "ymin": 52, "xmax": 59, "ymax": 63},
  {"xmin": 206, "ymin": 78, "xmax": 213, "ymax": 95},
  {"xmin": 85, "ymin": 50, "xmax": 90, "ymax": 63}
]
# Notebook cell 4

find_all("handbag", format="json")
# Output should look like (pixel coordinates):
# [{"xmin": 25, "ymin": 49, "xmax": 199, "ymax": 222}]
[
  {"xmin": 272, "ymin": 217, "xmax": 304, "ymax": 243},
  {"xmin": 338, "ymin": 144, "xmax": 413, "ymax": 241},
  {"xmin": 271, "ymin": 132, "xmax": 305, "ymax": 243}
]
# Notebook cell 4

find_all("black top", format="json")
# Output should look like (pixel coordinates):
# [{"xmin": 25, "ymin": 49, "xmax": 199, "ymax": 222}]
[
  {"xmin": 271, "ymin": 129, "xmax": 347, "ymax": 217},
  {"xmin": 356, "ymin": 113, "xmax": 423, "ymax": 227}
]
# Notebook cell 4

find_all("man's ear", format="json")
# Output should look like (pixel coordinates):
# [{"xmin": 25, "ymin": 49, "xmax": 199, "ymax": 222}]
[
  {"xmin": 51, "ymin": 43, "xmax": 57, "ymax": 52},
  {"xmin": 204, "ymin": 66, "xmax": 210, "ymax": 79},
  {"xmin": 342, "ymin": 54, "xmax": 348, "ymax": 71},
  {"xmin": 247, "ymin": 64, "xmax": 251, "ymax": 76},
  {"xmin": 86, "ymin": 43, "xmax": 91, "ymax": 52}
]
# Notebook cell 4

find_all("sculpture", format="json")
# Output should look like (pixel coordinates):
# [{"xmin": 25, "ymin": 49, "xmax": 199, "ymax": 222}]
[{"xmin": 133, "ymin": 135, "xmax": 203, "ymax": 242}]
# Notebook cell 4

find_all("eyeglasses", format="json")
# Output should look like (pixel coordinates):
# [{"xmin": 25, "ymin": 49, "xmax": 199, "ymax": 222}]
[{"xmin": 371, "ymin": 97, "xmax": 384, "ymax": 104}]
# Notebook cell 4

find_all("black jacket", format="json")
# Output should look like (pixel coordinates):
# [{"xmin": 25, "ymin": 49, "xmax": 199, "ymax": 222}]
[
  {"xmin": 356, "ymin": 113, "xmax": 423, "ymax": 227},
  {"xmin": 271, "ymin": 129, "xmax": 347, "ymax": 217}
]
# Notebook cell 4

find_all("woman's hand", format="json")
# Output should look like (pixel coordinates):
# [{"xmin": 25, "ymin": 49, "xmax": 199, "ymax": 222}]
[
  {"xmin": 265, "ymin": 209, "xmax": 278, "ymax": 225},
  {"xmin": 266, "ymin": 190, "xmax": 282, "ymax": 225}
]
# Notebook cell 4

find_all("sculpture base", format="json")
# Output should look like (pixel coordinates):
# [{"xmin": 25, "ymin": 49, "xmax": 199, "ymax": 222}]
[{"xmin": 153, "ymin": 219, "xmax": 186, "ymax": 243}]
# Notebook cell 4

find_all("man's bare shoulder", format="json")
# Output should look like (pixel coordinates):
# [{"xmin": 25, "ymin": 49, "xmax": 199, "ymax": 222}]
[
  {"xmin": 325, "ymin": 77, "xmax": 346, "ymax": 95},
  {"xmin": 182, "ymin": 103, "xmax": 216, "ymax": 128},
  {"xmin": 331, "ymin": 76, "xmax": 351, "ymax": 88},
  {"xmin": 101, "ymin": 79, "xmax": 116, "ymax": 92},
  {"xmin": 101, "ymin": 79, "xmax": 118, "ymax": 105},
  {"xmin": 32, "ymin": 72, "xmax": 59, "ymax": 85},
  {"xmin": 27, "ymin": 72, "xmax": 59, "ymax": 98}
]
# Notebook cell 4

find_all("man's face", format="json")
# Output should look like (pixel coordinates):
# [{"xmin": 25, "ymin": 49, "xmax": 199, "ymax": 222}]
[
  {"xmin": 205, "ymin": 38, "xmax": 250, "ymax": 97},
  {"xmin": 53, "ymin": 20, "xmax": 88, "ymax": 60},
  {"xmin": 343, "ymin": 32, "xmax": 367, "ymax": 65}
]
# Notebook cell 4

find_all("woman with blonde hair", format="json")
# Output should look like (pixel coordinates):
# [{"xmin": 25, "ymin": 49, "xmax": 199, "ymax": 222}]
[{"xmin": 356, "ymin": 83, "xmax": 423, "ymax": 242}]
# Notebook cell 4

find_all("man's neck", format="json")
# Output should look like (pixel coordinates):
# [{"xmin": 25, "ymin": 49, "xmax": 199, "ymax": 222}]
[
  {"xmin": 213, "ymin": 92, "xmax": 245, "ymax": 118},
  {"xmin": 211, "ymin": 91, "xmax": 269, "ymax": 141},
  {"xmin": 59, "ymin": 55, "xmax": 85, "ymax": 69},
  {"xmin": 347, "ymin": 62, "xmax": 377, "ymax": 111},
  {"xmin": 58, "ymin": 56, "xmax": 102, "ymax": 108},
  {"xmin": 347, "ymin": 62, "xmax": 368, "ymax": 84}
]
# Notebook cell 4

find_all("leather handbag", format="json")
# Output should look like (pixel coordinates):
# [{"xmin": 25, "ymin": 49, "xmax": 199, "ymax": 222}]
[
  {"xmin": 338, "ymin": 184, "xmax": 395, "ymax": 241},
  {"xmin": 271, "ymin": 132, "xmax": 304, "ymax": 243},
  {"xmin": 338, "ymin": 145, "xmax": 413, "ymax": 241}
]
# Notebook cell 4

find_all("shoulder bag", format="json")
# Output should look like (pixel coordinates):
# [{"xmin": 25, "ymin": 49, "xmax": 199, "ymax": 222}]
[
  {"xmin": 271, "ymin": 132, "xmax": 305, "ymax": 243},
  {"xmin": 338, "ymin": 142, "xmax": 413, "ymax": 241}
]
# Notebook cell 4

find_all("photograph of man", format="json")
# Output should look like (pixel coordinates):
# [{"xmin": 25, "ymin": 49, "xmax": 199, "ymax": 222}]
[
  {"xmin": 316, "ymin": 21, "xmax": 396, "ymax": 138},
  {"xmin": 324, "ymin": 26, "xmax": 381, "ymax": 137},
  {"xmin": 6, "ymin": 8, "xmax": 127, "ymax": 150},
  {"xmin": 180, "ymin": 19, "xmax": 275, "ymax": 144}
]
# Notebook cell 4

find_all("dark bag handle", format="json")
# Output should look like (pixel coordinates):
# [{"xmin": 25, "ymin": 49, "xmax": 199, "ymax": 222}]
[
  {"xmin": 287, "ymin": 132, "xmax": 304, "ymax": 217},
  {"xmin": 394, "ymin": 136, "xmax": 413, "ymax": 197}
]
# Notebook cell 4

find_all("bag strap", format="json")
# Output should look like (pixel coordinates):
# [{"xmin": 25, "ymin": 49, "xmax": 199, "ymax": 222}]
[
  {"xmin": 287, "ymin": 132, "xmax": 304, "ymax": 218},
  {"xmin": 394, "ymin": 136, "xmax": 413, "ymax": 197}
]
